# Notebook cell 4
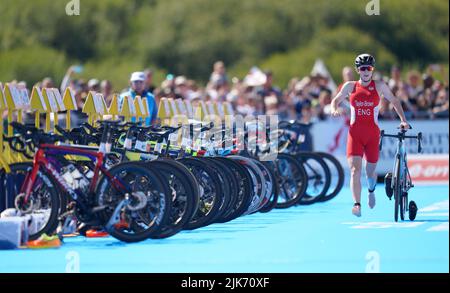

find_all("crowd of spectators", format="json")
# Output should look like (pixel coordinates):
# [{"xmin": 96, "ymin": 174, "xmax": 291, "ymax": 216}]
[{"xmin": 3, "ymin": 61, "xmax": 449, "ymax": 126}]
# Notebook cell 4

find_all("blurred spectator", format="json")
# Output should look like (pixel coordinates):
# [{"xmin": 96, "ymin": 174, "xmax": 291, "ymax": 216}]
[
  {"xmin": 406, "ymin": 70, "xmax": 423, "ymax": 100},
  {"xmin": 423, "ymin": 74, "xmax": 434, "ymax": 90},
  {"xmin": 432, "ymin": 89, "xmax": 449, "ymax": 118},
  {"xmin": 257, "ymin": 70, "xmax": 282, "ymax": 113},
  {"xmin": 144, "ymin": 69, "xmax": 156, "ymax": 94},
  {"xmin": 119, "ymin": 72, "xmax": 158, "ymax": 124},
  {"xmin": 388, "ymin": 65, "xmax": 402, "ymax": 92},
  {"xmin": 101, "ymin": 80, "xmax": 113, "ymax": 106},
  {"xmin": 316, "ymin": 90, "xmax": 332, "ymax": 120},
  {"xmin": 209, "ymin": 61, "xmax": 228, "ymax": 88},
  {"xmin": 174, "ymin": 76, "xmax": 190, "ymax": 100},
  {"xmin": 342, "ymin": 66, "xmax": 354, "ymax": 83},
  {"xmin": 88, "ymin": 79, "xmax": 100, "ymax": 92},
  {"xmin": 42, "ymin": 77, "xmax": 54, "ymax": 89}
]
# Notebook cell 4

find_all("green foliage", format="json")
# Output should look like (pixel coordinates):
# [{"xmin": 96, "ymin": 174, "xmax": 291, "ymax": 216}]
[
  {"xmin": 0, "ymin": 46, "xmax": 68, "ymax": 86},
  {"xmin": 257, "ymin": 26, "xmax": 397, "ymax": 86},
  {"xmin": 0, "ymin": 0, "xmax": 448, "ymax": 88},
  {"xmin": 79, "ymin": 55, "xmax": 166, "ymax": 92}
]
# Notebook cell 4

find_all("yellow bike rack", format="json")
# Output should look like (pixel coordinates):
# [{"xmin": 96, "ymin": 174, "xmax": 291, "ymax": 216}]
[
  {"xmin": 120, "ymin": 95, "xmax": 136, "ymax": 122},
  {"xmin": 63, "ymin": 88, "xmax": 78, "ymax": 130},
  {"xmin": 108, "ymin": 94, "xmax": 120, "ymax": 121},
  {"xmin": 4, "ymin": 83, "xmax": 31, "ymax": 163},
  {"xmin": 0, "ymin": 83, "xmax": 9, "ymax": 170},
  {"xmin": 141, "ymin": 97, "xmax": 151, "ymax": 125},
  {"xmin": 194, "ymin": 100, "xmax": 209, "ymax": 123},
  {"xmin": 157, "ymin": 97, "xmax": 172, "ymax": 126},
  {"xmin": 82, "ymin": 91, "xmax": 108, "ymax": 125},
  {"xmin": 30, "ymin": 86, "xmax": 48, "ymax": 129},
  {"xmin": 41, "ymin": 88, "xmax": 61, "ymax": 133},
  {"xmin": 134, "ymin": 95, "xmax": 149, "ymax": 124}
]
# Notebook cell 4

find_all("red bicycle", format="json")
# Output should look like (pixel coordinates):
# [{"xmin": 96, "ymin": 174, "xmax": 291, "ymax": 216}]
[{"xmin": 6, "ymin": 121, "xmax": 171, "ymax": 242}]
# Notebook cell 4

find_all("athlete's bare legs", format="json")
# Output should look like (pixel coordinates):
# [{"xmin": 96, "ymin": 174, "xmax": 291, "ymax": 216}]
[
  {"xmin": 366, "ymin": 162, "xmax": 377, "ymax": 209},
  {"xmin": 348, "ymin": 156, "xmax": 362, "ymax": 216}
]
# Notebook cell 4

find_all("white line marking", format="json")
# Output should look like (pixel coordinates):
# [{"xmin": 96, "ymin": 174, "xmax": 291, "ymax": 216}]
[
  {"xmin": 342, "ymin": 221, "xmax": 425, "ymax": 229},
  {"xmin": 419, "ymin": 200, "xmax": 449, "ymax": 213},
  {"xmin": 427, "ymin": 222, "xmax": 449, "ymax": 232},
  {"xmin": 418, "ymin": 212, "xmax": 449, "ymax": 217}
]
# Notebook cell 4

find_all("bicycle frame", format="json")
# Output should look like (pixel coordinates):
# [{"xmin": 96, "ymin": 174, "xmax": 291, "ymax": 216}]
[
  {"xmin": 21, "ymin": 144, "xmax": 127, "ymax": 212},
  {"xmin": 392, "ymin": 136, "xmax": 413, "ymax": 206}
]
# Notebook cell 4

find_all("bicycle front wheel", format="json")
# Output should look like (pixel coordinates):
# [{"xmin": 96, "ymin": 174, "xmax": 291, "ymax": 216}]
[
  {"xmin": 96, "ymin": 162, "xmax": 172, "ymax": 243},
  {"xmin": 393, "ymin": 156, "xmax": 402, "ymax": 222}
]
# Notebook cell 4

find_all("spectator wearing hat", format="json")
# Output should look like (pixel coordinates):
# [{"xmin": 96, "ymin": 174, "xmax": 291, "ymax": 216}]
[
  {"xmin": 88, "ymin": 79, "xmax": 100, "ymax": 92},
  {"xmin": 174, "ymin": 76, "xmax": 191, "ymax": 100},
  {"xmin": 120, "ymin": 71, "xmax": 158, "ymax": 125}
]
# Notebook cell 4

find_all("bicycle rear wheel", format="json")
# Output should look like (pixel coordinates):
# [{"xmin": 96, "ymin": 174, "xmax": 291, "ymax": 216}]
[
  {"xmin": 295, "ymin": 152, "xmax": 331, "ymax": 205},
  {"xmin": 275, "ymin": 153, "xmax": 307, "ymax": 209},
  {"xmin": 179, "ymin": 158, "xmax": 223, "ymax": 230},
  {"xmin": 257, "ymin": 161, "xmax": 279, "ymax": 213},
  {"xmin": 315, "ymin": 152, "xmax": 344, "ymax": 203},
  {"xmin": 2, "ymin": 163, "xmax": 61, "ymax": 240},
  {"xmin": 214, "ymin": 157, "xmax": 253, "ymax": 223},
  {"xmin": 96, "ymin": 162, "xmax": 171, "ymax": 243},
  {"xmin": 146, "ymin": 159, "xmax": 199, "ymax": 239}
]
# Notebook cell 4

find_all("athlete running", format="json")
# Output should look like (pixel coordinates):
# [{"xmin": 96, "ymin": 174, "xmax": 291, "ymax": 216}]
[{"xmin": 330, "ymin": 54, "xmax": 410, "ymax": 217}]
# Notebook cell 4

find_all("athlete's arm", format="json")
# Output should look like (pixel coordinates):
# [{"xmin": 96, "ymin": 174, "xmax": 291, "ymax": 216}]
[
  {"xmin": 376, "ymin": 81, "xmax": 410, "ymax": 128},
  {"xmin": 330, "ymin": 81, "xmax": 354, "ymax": 116}
]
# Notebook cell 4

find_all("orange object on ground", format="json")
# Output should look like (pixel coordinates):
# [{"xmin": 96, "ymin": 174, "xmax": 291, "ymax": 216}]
[
  {"xmin": 85, "ymin": 229, "xmax": 109, "ymax": 238},
  {"xmin": 27, "ymin": 234, "xmax": 61, "ymax": 249}
]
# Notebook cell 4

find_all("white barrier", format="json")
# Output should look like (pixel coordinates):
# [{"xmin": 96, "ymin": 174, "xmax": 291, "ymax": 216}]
[{"xmin": 311, "ymin": 118, "xmax": 449, "ymax": 176}]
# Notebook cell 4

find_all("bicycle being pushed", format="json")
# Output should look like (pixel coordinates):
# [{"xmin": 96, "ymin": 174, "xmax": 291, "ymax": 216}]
[{"xmin": 380, "ymin": 126, "xmax": 423, "ymax": 222}]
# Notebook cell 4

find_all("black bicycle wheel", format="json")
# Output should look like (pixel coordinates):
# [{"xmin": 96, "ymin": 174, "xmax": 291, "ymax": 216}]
[
  {"xmin": 257, "ymin": 161, "xmax": 279, "ymax": 213},
  {"xmin": 179, "ymin": 158, "xmax": 224, "ymax": 230},
  {"xmin": 1, "ymin": 163, "xmax": 61, "ymax": 240},
  {"xmin": 203, "ymin": 158, "xmax": 237, "ymax": 224},
  {"xmin": 96, "ymin": 161, "xmax": 171, "ymax": 243},
  {"xmin": 394, "ymin": 156, "xmax": 401, "ymax": 222},
  {"xmin": 315, "ymin": 152, "xmax": 345, "ymax": 202},
  {"xmin": 200, "ymin": 158, "xmax": 232, "ymax": 224},
  {"xmin": 228, "ymin": 155, "xmax": 267, "ymax": 215},
  {"xmin": 275, "ymin": 153, "xmax": 307, "ymax": 209},
  {"xmin": 400, "ymin": 191, "xmax": 408, "ymax": 221},
  {"xmin": 252, "ymin": 159, "xmax": 275, "ymax": 212},
  {"xmin": 146, "ymin": 159, "xmax": 199, "ymax": 239},
  {"xmin": 295, "ymin": 152, "xmax": 331, "ymax": 205},
  {"xmin": 214, "ymin": 157, "xmax": 253, "ymax": 222}
]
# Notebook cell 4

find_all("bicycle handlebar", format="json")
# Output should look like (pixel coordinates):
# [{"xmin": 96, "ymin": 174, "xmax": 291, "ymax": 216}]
[{"xmin": 379, "ymin": 129, "xmax": 423, "ymax": 153}]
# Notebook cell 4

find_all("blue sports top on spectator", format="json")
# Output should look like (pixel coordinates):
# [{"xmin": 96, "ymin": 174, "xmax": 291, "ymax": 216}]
[{"xmin": 119, "ymin": 89, "xmax": 158, "ymax": 124}]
